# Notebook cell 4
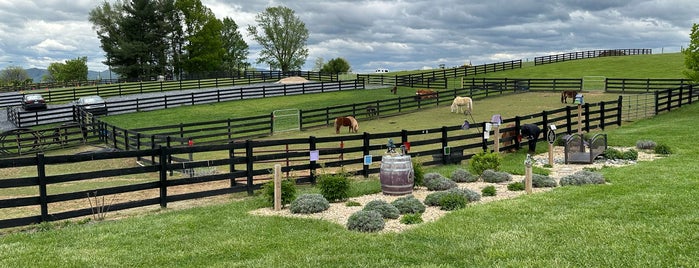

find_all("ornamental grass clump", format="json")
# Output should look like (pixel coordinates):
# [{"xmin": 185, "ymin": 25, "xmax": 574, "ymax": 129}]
[
  {"xmin": 481, "ymin": 169, "xmax": 512, "ymax": 183},
  {"xmin": 439, "ymin": 192, "xmax": 467, "ymax": 211},
  {"xmin": 390, "ymin": 195, "xmax": 426, "ymax": 214},
  {"xmin": 347, "ymin": 210, "xmax": 384, "ymax": 232},
  {"xmin": 289, "ymin": 194, "xmax": 330, "ymax": 214},
  {"xmin": 450, "ymin": 168, "xmax": 478, "ymax": 183},
  {"xmin": 423, "ymin": 172, "xmax": 444, "ymax": 186},
  {"xmin": 262, "ymin": 179, "xmax": 297, "ymax": 208},
  {"xmin": 531, "ymin": 174, "xmax": 557, "ymax": 188},
  {"xmin": 424, "ymin": 191, "xmax": 447, "ymax": 206},
  {"xmin": 363, "ymin": 200, "xmax": 400, "ymax": 219},
  {"xmin": 412, "ymin": 158, "xmax": 425, "ymax": 187},
  {"xmin": 636, "ymin": 140, "xmax": 657, "ymax": 150},
  {"xmin": 446, "ymin": 187, "xmax": 481, "ymax": 202},
  {"xmin": 481, "ymin": 185, "xmax": 496, "ymax": 196},
  {"xmin": 400, "ymin": 213, "xmax": 423, "ymax": 224},
  {"xmin": 507, "ymin": 181, "xmax": 525, "ymax": 191},
  {"xmin": 654, "ymin": 144, "xmax": 673, "ymax": 155},
  {"xmin": 317, "ymin": 171, "xmax": 351, "ymax": 202},
  {"xmin": 425, "ymin": 176, "xmax": 457, "ymax": 191},
  {"xmin": 469, "ymin": 151, "xmax": 501, "ymax": 175},
  {"xmin": 559, "ymin": 170, "xmax": 605, "ymax": 186}
]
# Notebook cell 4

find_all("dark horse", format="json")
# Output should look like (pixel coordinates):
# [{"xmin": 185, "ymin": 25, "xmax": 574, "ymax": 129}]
[
  {"xmin": 561, "ymin": 90, "xmax": 578, "ymax": 103},
  {"xmin": 334, "ymin": 116, "xmax": 359, "ymax": 134}
]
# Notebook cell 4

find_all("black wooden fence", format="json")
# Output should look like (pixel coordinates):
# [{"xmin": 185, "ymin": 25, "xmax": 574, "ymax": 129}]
[
  {"xmin": 534, "ymin": 49, "xmax": 652, "ymax": 65},
  {"xmin": 6, "ymin": 80, "xmax": 364, "ymax": 128},
  {"xmin": 605, "ymin": 78, "xmax": 693, "ymax": 93},
  {"xmin": 0, "ymin": 95, "xmax": 626, "ymax": 230},
  {"xmin": 357, "ymin": 60, "xmax": 523, "ymax": 87}
]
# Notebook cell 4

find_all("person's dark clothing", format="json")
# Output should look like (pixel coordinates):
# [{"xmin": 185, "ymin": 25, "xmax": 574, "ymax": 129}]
[{"xmin": 520, "ymin": 124, "xmax": 541, "ymax": 153}]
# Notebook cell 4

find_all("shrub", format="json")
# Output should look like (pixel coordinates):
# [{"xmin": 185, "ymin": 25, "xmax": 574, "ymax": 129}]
[
  {"xmin": 507, "ymin": 181, "xmax": 525, "ymax": 191},
  {"xmin": 636, "ymin": 140, "xmax": 656, "ymax": 150},
  {"xmin": 622, "ymin": 149, "xmax": 638, "ymax": 160},
  {"xmin": 481, "ymin": 169, "xmax": 512, "ymax": 183},
  {"xmin": 654, "ymin": 144, "xmax": 673, "ymax": 155},
  {"xmin": 390, "ymin": 195, "xmax": 426, "ymax": 214},
  {"xmin": 451, "ymin": 168, "xmax": 478, "ymax": 183},
  {"xmin": 603, "ymin": 148, "xmax": 623, "ymax": 160},
  {"xmin": 469, "ymin": 151, "xmax": 501, "ymax": 175},
  {"xmin": 423, "ymin": 172, "xmax": 444, "ymax": 186},
  {"xmin": 532, "ymin": 174, "xmax": 557, "ymax": 188},
  {"xmin": 446, "ymin": 187, "xmax": 481, "ymax": 202},
  {"xmin": 439, "ymin": 192, "xmax": 467, "ymax": 211},
  {"xmin": 425, "ymin": 176, "xmax": 457, "ymax": 191},
  {"xmin": 412, "ymin": 158, "xmax": 425, "ymax": 187},
  {"xmin": 261, "ymin": 179, "xmax": 297, "ymax": 208},
  {"xmin": 560, "ymin": 170, "xmax": 605, "ymax": 186},
  {"xmin": 424, "ymin": 191, "xmax": 447, "ymax": 206},
  {"xmin": 317, "ymin": 172, "xmax": 351, "ymax": 202},
  {"xmin": 347, "ymin": 210, "xmax": 385, "ymax": 232},
  {"xmin": 481, "ymin": 185, "xmax": 496, "ymax": 196},
  {"xmin": 289, "ymin": 194, "xmax": 330, "ymax": 214},
  {"xmin": 345, "ymin": 201, "xmax": 361, "ymax": 207},
  {"xmin": 400, "ymin": 213, "xmax": 424, "ymax": 224},
  {"xmin": 363, "ymin": 200, "xmax": 400, "ymax": 219}
]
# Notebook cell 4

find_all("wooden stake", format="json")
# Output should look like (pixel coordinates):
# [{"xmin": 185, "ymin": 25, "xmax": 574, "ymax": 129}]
[
  {"xmin": 577, "ymin": 104, "xmax": 582, "ymax": 135},
  {"xmin": 548, "ymin": 143, "xmax": 554, "ymax": 167},
  {"xmin": 273, "ymin": 164, "xmax": 282, "ymax": 211},
  {"xmin": 494, "ymin": 125, "xmax": 500, "ymax": 153}
]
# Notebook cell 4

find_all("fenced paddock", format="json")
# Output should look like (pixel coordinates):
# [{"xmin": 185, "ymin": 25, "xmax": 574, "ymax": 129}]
[{"xmin": 534, "ymin": 49, "xmax": 652, "ymax": 65}]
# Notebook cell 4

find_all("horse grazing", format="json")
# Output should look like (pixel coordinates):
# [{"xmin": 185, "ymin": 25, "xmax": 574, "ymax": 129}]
[
  {"xmin": 334, "ymin": 116, "xmax": 359, "ymax": 134},
  {"xmin": 450, "ymin": 96, "xmax": 473, "ymax": 114},
  {"xmin": 390, "ymin": 86, "xmax": 397, "ymax": 94},
  {"xmin": 415, "ymin": 89, "xmax": 438, "ymax": 100},
  {"xmin": 561, "ymin": 90, "xmax": 578, "ymax": 103},
  {"xmin": 366, "ymin": 105, "xmax": 378, "ymax": 118}
]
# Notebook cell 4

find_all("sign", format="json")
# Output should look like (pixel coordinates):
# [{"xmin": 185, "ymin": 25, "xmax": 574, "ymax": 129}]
[
  {"xmin": 483, "ymin": 131, "xmax": 490, "ymax": 139},
  {"xmin": 309, "ymin": 150, "xmax": 319, "ymax": 161},
  {"xmin": 403, "ymin": 142, "xmax": 411, "ymax": 151},
  {"xmin": 485, "ymin": 123, "xmax": 492, "ymax": 132},
  {"xmin": 490, "ymin": 114, "xmax": 502, "ymax": 126},
  {"xmin": 443, "ymin": 146, "xmax": 451, "ymax": 156},
  {"xmin": 363, "ymin": 155, "xmax": 372, "ymax": 165},
  {"xmin": 546, "ymin": 129, "xmax": 556, "ymax": 144}
]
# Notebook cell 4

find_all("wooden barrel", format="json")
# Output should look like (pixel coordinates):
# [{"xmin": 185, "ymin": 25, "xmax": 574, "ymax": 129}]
[{"xmin": 379, "ymin": 155, "xmax": 414, "ymax": 195}]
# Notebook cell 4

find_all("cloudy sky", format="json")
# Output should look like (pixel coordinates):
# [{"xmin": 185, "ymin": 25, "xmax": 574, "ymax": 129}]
[{"xmin": 0, "ymin": 0, "xmax": 697, "ymax": 74}]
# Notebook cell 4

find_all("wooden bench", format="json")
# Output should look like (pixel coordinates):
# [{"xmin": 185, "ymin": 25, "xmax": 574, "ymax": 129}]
[{"xmin": 564, "ymin": 133, "xmax": 607, "ymax": 164}]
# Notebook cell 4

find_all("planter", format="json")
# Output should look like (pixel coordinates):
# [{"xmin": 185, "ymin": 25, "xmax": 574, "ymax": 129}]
[{"xmin": 379, "ymin": 155, "xmax": 414, "ymax": 195}]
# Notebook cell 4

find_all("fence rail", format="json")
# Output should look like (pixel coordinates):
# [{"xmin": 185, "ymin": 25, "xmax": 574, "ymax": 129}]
[
  {"xmin": 605, "ymin": 78, "xmax": 692, "ymax": 93},
  {"xmin": 357, "ymin": 60, "xmax": 522, "ymax": 87},
  {"xmin": 534, "ymin": 49, "xmax": 652, "ymax": 65}
]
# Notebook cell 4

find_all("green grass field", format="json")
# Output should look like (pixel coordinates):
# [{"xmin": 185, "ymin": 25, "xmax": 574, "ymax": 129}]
[{"xmin": 1, "ymin": 53, "xmax": 697, "ymax": 267}]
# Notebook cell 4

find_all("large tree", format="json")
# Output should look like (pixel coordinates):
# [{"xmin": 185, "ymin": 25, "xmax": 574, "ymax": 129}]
[
  {"xmin": 0, "ymin": 66, "xmax": 31, "ymax": 86},
  {"xmin": 247, "ymin": 6, "xmax": 309, "ymax": 72},
  {"xmin": 221, "ymin": 17, "xmax": 249, "ymax": 74},
  {"xmin": 176, "ymin": 0, "xmax": 224, "ymax": 76},
  {"xmin": 684, "ymin": 23, "xmax": 699, "ymax": 82},
  {"xmin": 321, "ymin": 57, "xmax": 351, "ymax": 74},
  {"xmin": 46, "ymin": 57, "xmax": 89, "ymax": 83}
]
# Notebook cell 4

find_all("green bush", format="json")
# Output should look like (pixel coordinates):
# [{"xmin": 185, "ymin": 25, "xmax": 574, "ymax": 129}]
[
  {"xmin": 446, "ymin": 187, "xmax": 481, "ymax": 202},
  {"xmin": 560, "ymin": 170, "xmax": 606, "ymax": 186},
  {"xmin": 622, "ymin": 149, "xmax": 638, "ymax": 160},
  {"xmin": 451, "ymin": 168, "xmax": 478, "ymax": 183},
  {"xmin": 425, "ymin": 176, "xmax": 457, "ymax": 191},
  {"xmin": 363, "ymin": 200, "xmax": 400, "ymax": 219},
  {"xmin": 532, "ymin": 174, "xmax": 557, "ymax": 188},
  {"xmin": 481, "ymin": 169, "xmax": 512, "ymax": 183},
  {"xmin": 481, "ymin": 185, "xmax": 496, "ymax": 196},
  {"xmin": 439, "ymin": 192, "xmax": 467, "ymax": 211},
  {"xmin": 424, "ymin": 191, "xmax": 447, "ymax": 206},
  {"xmin": 399, "ymin": 213, "xmax": 424, "ymax": 224},
  {"xmin": 654, "ymin": 144, "xmax": 673, "ymax": 155},
  {"xmin": 262, "ymin": 179, "xmax": 297, "ymax": 208},
  {"xmin": 317, "ymin": 172, "xmax": 351, "ymax": 202},
  {"xmin": 603, "ymin": 148, "xmax": 623, "ymax": 160},
  {"xmin": 412, "ymin": 158, "xmax": 425, "ymax": 187},
  {"xmin": 347, "ymin": 210, "xmax": 385, "ymax": 232},
  {"xmin": 469, "ymin": 151, "xmax": 501, "ymax": 175},
  {"xmin": 390, "ymin": 195, "xmax": 426, "ymax": 214},
  {"xmin": 636, "ymin": 140, "xmax": 657, "ymax": 150},
  {"xmin": 289, "ymin": 194, "xmax": 330, "ymax": 214},
  {"xmin": 507, "ymin": 181, "xmax": 525, "ymax": 191},
  {"xmin": 423, "ymin": 172, "xmax": 444, "ymax": 186}
]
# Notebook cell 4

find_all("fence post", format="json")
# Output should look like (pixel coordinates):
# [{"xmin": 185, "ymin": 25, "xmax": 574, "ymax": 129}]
[
  {"xmin": 37, "ymin": 153, "xmax": 49, "ymax": 223},
  {"xmin": 309, "ymin": 136, "xmax": 317, "ymax": 184},
  {"xmin": 362, "ymin": 132, "xmax": 370, "ymax": 178},
  {"xmin": 599, "ymin": 102, "xmax": 605, "ymax": 130},
  {"xmin": 270, "ymin": 112, "xmax": 274, "ymax": 135},
  {"xmin": 584, "ymin": 103, "xmax": 590, "ymax": 133},
  {"xmin": 514, "ymin": 117, "xmax": 521, "ymax": 149},
  {"xmin": 245, "ymin": 139, "xmax": 254, "ymax": 195},
  {"xmin": 441, "ymin": 126, "xmax": 448, "ymax": 165},
  {"xmin": 158, "ymin": 146, "xmax": 168, "ymax": 208},
  {"xmin": 617, "ymin": 96, "xmax": 623, "ymax": 126},
  {"xmin": 654, "ymin": 90, "xmax": 660, "ymax": 115},
  {"xmin": 228, "ymin": 142, "xmax": 236, "ymax": 187}
]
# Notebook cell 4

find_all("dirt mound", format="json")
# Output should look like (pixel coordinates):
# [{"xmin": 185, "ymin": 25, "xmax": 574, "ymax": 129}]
[{"xmin": 276, "ymin": 76, "xmax": 309, "ymax": 84}]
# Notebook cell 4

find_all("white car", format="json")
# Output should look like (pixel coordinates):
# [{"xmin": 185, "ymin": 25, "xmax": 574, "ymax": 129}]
[{"xmin": 75, "ymin": 95, "xmax": 107, "ymax": 116}]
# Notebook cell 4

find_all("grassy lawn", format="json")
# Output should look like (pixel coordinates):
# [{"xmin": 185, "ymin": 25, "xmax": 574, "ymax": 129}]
[{"xmin": 0, "ymin": 103, "xmax": 697, "ymax": 267}]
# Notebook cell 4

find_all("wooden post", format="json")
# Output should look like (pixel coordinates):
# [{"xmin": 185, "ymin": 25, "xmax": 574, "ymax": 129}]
[
  {"xmin": 577, "ymin": 104, "xmax": 582, "ymax": 135},
  {"xmin": 273, "ymin": 164, "xmax": 282, "ymax": 211},
  {"xmin": 548, "ymin": 143, "xmax": 554, "ymax": 167},
  {"xmin": 524, "ymin": 154, "xmax": 533, "ymax": 194},
  {"xmin": 493, "ymin": 125, "xmax": 500, "ymax": 153}
]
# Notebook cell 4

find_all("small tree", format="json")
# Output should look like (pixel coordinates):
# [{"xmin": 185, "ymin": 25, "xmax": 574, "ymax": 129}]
[
  {"xmin": 684, "ymin": 23, "xmax": 699, "ymax": 82},
  {"xmin": 247, "ymin": 6, "xmax": 309, "ymax": 72},
  {"xmin": 321, "ymin": 57, "xmax": 351, "ymax": 73},
  {"xmin": 0, "ymin": 66, "xmax": 31, "ymax": 86}
]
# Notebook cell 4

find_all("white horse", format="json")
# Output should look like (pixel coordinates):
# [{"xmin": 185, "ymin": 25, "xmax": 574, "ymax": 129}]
[{"xmin": 450, "ymin": 96, "xmax": 473, "ymax": 114}]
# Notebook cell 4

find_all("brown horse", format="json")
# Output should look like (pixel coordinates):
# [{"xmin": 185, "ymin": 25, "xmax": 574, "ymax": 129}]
[
  {"xmin": 390, "ymin": 86, "xmax": 397, "ymax": 94},
  {"xmin": 415, "ymin": 89, "xmax": 438, "ymax": 100},
  {"xmin": 561, "ymin": 90, "xmax": 578, "ymax": 103},
  {"xmin": 334, "ymin": 116, "xmax": 359, "ymax": 134},
  {"xmin": 500, "ymin": 123, "xmax": 518, "ymax": 152}
]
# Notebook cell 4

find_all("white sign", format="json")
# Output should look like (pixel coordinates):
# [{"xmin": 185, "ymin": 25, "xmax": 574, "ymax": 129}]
[
  {"xmin": 310, "ymin": 150, "xmax": 319, "ymax": 161},
  {"xmin": 549, "ymin": 124, "xmax": 557, "ymax": 130},
  {"xmin": 483, "ymin": 131, "xmax": 490, "ymax": 139},
  {"xmin": 485, "ymin": 123, "xmax": 492, "ymax": 132}
]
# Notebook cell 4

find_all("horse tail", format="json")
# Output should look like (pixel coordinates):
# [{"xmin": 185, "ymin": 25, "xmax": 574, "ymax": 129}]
[{"xmin": 560, "ymin": 91, "xmax": 565, "ymax": 103}]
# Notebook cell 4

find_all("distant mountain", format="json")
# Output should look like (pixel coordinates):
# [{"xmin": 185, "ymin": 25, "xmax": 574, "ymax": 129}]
[{"xmin": 25, "ymin": 68, "xmax": 118, "ymax": 83}]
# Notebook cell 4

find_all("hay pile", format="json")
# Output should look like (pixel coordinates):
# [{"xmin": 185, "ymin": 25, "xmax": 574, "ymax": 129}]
[{"xmin": 276, "ymin": 76, "xmax": 309, "ymax": 84}]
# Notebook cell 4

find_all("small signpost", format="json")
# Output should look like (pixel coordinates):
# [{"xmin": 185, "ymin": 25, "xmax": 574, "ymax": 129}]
[
  {"xmin": 491, "ymin": 114, "xmax": 502, "ymax": 153},
  {"xmin": 547, "ymin": 124, "xmax": 557, "ymax": 166},
  {"xmin": 574, "ymin": 94, "xmax": 584, "ymax": 135}
]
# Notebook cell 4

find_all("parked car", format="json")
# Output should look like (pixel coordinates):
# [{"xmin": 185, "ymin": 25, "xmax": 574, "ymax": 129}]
[
  {"xmin": 21, "ymin": 93, "xmax": 47, "ymax": 110},
  {"xmin": 75, "ymin": 95, "xmax": 107, "ymax": 116}
]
